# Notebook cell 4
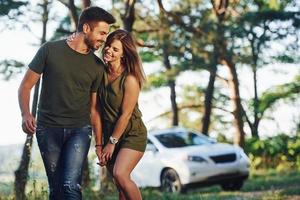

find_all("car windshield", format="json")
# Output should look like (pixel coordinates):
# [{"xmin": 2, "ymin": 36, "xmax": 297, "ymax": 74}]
[{"xmin": 155, "ymin": 131, "xmax": 215, "ymax": 148}]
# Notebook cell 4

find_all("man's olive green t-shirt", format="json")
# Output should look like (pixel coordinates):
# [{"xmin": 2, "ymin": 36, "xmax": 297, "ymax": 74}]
[{"xmin": 28, "ymin": 40, "xmax": 105, "ymax": 128}]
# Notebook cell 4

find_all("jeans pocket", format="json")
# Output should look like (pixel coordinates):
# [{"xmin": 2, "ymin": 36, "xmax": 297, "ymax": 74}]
[
  {"xmin": 36, "ymin": 125, "xmax": 47, "ymax": 147},
  {"xmin": 36, "ymin": 124, "xmax": 46, "ymax": 132},
  {"xmin": 79, "ymin": 125, "xmax": 92, "ymax": 138}
]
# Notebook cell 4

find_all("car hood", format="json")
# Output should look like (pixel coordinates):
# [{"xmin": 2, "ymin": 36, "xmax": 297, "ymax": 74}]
[{"xmin": 167, "ymin": 143, "xmax": 238, "ymax": 156}]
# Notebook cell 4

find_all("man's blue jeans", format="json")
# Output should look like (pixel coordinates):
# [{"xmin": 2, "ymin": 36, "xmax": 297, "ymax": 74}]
[{"xmin": 36, "ymin": 124, "xmax": 92, "ymax": 200}]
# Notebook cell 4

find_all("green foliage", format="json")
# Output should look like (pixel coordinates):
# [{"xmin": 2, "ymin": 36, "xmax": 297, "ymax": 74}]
[
  {"xmin": 140, "ymin": 51, "xmax": 160, "ymax": 63},
  {"xmin": 144, "ymin": 67, "xmax": 180, "ymax": 90},
  {"xmin": 275, "ymin": 54, "xmax": 296, "ymax": 63},
  {"xmin": 245, "ymin": 134, "xmax": 300, "ymax": 170},
  {"xmin": 243, "ymin": 169, "xmax": 300, "ymax": 197},
  {"xmin": 216, "ymin": 133, "xmax": 230, "ymax": 144},
  {"xmin": 51, "ymin": 15, "xmax": 73, "ymax": 41},
  {"xmin": 259, "ymin": 75, "xmax": 300, "ymax": 114},
  {"xmin": 240, "ymin": 10, "xmax": 300, "ymax": 25},
  {"xmin": 0, "ymin": 59, "xmax": 24, "ymax": 80},
  {"xmin": 144, "ymin": 72, "xmax": 168, "ymax": 90},
  {"xmin": 253, "ymin": 0, "xmax": 293, "ymax": 11},
  {"xmin": 0, "ymin": 0, "xmax": 27, "ymax": 16},
  {"xmin": 1, "ymin": 170, "xmax": 299, "ymax": 199}
]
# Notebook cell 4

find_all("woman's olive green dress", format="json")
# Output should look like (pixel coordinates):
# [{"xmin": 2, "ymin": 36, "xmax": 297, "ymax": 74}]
[{"xmin": 98, "ymin": 71, "xmax": 147, "ymax": 163}]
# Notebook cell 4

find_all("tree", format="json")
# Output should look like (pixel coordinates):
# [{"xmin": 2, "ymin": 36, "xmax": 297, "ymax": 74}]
[
  {"xmin": 0, "ymin": 0, "xmax": 27, "ymax": 17},
  {"xmin": 0, "ymin": 0, "xmax": 27, "ymax": 80},
  {"xmin": 13, "ymin": 1, "xmax": 51, "ymax": 199},
  {"xmin": 208, "ymin": 0, "xmax": 246, "ymax": 146},
  {"xmin": 234, "ymin": 0, "xmax": 300, "ymax": 138},
  {"xmin": 121, "ymin": 0, "xmax": 136, "ymax": 32},
  {"xmin": 58, "ymin": 0, "xmax": 78, "ymax": 30}
]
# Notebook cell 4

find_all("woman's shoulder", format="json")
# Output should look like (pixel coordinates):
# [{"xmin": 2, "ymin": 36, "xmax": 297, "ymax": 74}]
[{"xmin": 124, "ymin": 73, "xmax": 139, "ymax": 85}]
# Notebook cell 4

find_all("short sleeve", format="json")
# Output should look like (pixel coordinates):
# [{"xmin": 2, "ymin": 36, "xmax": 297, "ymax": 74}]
[
  {"xmin": 91, "ymin": 71, "xmax": 103, "ymax": 92},
  {"xmin": 28, "ymin": 42, "xmax": 48, "ymax": 74}
]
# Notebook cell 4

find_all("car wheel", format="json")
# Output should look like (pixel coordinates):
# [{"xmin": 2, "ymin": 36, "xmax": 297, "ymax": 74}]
[
  {"xmin": 221, "ymin": 179, "xmax": 244, "ymax": 191},
  {"xmin": 161, "ymin": 168, "xmax": 182, "ymax": 193}
]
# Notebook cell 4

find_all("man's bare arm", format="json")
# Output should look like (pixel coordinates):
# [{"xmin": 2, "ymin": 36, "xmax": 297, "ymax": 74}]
[
  {"xmin": 18, "ymin": 69, "xmax": 41, "ymax": 134},
  {"xmin": 90, "ymin": 92, "xmax": 104, "ymax": 164}
]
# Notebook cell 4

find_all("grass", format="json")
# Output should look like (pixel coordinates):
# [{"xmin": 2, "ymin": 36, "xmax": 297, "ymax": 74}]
[{"xmin": 0, "ymin": 169, "xmax": 299, "ymax": 200}]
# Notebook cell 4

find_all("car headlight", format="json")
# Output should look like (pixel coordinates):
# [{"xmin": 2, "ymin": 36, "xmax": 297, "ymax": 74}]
[
  {"xmin": 239, "ymin": 150, "xmax": 247, "ymax": 159},
  {"xmin": 187, "ymin": 155, "xmax": 207, "ymax": 163}
]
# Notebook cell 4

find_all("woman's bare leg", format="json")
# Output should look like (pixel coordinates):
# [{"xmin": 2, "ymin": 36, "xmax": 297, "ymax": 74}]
[
  {"xmin": 106, "ymin": 163, "xmax": 127, "ymax": 200},
  {"xmin": 113, "ymin": 148, "xmax": 144, "ymax": 200}
]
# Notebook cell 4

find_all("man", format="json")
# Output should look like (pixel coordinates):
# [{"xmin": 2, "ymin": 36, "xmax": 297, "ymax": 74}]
[{"xmin": 18, "ymin": 6, "xmax": 115, "ymax": 200}]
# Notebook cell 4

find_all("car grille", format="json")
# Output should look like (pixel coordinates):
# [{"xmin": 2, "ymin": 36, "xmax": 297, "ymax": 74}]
[{"xmin": 210, "ymin": 153, "xmax": 236, "ymax": 163}]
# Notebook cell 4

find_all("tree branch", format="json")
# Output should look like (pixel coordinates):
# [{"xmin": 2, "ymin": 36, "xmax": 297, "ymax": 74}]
[
  {"xmin": 135, "ymin": 39, "xmax": 155, "ymax": 48},
  {"xmin": 57, "ymin": 0, "xmax": 69, "ymax": 8},
  {"xmin": 156, "ymin": 0, "xmax": 206, "ymax": 37},
  {"xmin": 146, "ymin": 103, "xmax": 232, "ymax": 122},
  {"xmin": 215, "ymin": 74, "xmax": 229, "ymax": 85}
]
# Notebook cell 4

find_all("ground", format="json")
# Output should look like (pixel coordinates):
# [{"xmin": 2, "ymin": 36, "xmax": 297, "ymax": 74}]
[{"xmin": 0, "ymin": 169, "xmax": 299, "ymax": 200}]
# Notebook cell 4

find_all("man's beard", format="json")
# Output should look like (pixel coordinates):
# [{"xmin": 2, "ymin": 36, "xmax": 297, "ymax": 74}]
[{"xmin": 84, "ymin": 37, "xmax": 103, "ymax": 51}]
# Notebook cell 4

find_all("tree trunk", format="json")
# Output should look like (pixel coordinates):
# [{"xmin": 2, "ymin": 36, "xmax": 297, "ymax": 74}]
[
  {"xmin": 212, "ymin": 0, "xmax": 245, "ymax": 146},
  {"xmin": 201, "ymin": 65, "xmax": 217, "ymax": 135},
  {"xmin": 14, "ymin": 0, "xmax": 49, "ymax": 198},
  {"xmin": 201, "ymin": 40, "xmax": 219, "ymax": 135},
  {"xmin": 157, "ymin": 1, "xmax": 179, "ymax": 126},
  {"xmin": 162, "ymin": 47, "xmax": 179, "ymax": 126},
  {"xmin": 169, "ymin": 80, "xmax": 179, "ymax": 126},
  {"xmin": 14, "ymin": 136, "xmax": 34, "ymax": 200},
  {"xmin": 122, "ymin": 0, "xmax": 136, "ymax": 32},
  {"xmin": 250, "ymin": 37, "xmax": 260, "ymax": 138},
  {"xmin": 224, "ymin": 59, "xmax": 245, "ymax": 147},
  {"xmin": 81, "ymin": 158, "xmax": 90, "ymax": 187},
  {"xmin": 251, "ymin": 63, "xmax": 260, "ymax": 138},
  {"xmin": 100, "ymin": 167, "xmax": 116, "ymax": 193},
  {"xmin": 82, "ymin": 0, "xmax": 91, "ymax": 9},
  {"xmin": 14, "ymin": 79, "xmax": 41, "ymax": 200},
  {"xmin": 68, "ymin": 0, "xmax": 78, "ymax": 30}
]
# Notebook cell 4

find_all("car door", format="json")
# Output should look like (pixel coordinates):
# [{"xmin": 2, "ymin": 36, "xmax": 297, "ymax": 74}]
[{"xmin": 131, "ymin": 139, "xmax": 165, "ymax": 187}]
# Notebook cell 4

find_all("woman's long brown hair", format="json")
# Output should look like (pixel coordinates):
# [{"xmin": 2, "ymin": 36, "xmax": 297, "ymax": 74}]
[{"xmin": 102, "ymin": 29, "xmax": 146, "ymax": 88}]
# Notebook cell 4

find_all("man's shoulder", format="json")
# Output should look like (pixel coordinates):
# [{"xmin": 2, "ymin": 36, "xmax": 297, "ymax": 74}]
[
  {"xmin": 91, "ymin": 54, "xmax": 105, "ymax": 68},
  {"xmin": 44, "ymin": 39, "xmax": 65, "ymax": 48}
]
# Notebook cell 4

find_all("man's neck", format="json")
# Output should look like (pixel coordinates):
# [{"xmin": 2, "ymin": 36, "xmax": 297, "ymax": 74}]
[{"xmin": 67, "ymin": 32, "xmax": 90, "ymax": 54}]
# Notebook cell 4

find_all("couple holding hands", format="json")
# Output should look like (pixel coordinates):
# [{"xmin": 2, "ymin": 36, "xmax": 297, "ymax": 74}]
[{"xmin": 19, "ymin": 6, "xmax": 147, "ymax": 200}]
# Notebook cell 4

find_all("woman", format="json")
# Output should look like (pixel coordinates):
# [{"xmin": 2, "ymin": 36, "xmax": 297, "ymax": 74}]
[{"xmin": 96, "ymin": 29, "xmax": 147, "ymax": 200}]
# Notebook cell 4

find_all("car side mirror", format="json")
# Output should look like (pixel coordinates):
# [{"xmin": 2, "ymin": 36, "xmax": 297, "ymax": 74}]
[{"xmin": 146, "ymin": 144, "xmax": 158, "ymax": 153}]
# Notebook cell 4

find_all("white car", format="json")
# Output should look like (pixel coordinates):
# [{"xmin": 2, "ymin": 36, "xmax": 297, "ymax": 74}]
[{"xmin": 131, "ymin": 127, "xmax": 250, "ymax": 193}]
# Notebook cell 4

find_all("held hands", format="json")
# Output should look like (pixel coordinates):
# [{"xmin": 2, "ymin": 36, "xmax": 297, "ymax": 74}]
[
  {"xmin": 102, "ymin": 143, "xmax": 116, "ymax": 162},
  {"xmin": 96, "ymin": 143, "xmax": 116, "ymax": 166},
  {"xmin": 21, "ymin": 113, "xmax": 36, "ymax": 134},
  {"xmin": 95, "ymin": 147, "xmax": 106, "ymax": 166}
]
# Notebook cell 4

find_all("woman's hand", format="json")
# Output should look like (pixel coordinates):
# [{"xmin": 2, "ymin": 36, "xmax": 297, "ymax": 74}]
[{"xmin": 101, "ymin": 143, "xmax": 116, "ymax": 163}]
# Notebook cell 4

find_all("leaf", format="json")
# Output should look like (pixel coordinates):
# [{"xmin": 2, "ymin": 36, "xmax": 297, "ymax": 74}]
[
  {"xmin": 259, "ymin": 75, "xmax": 300, "ymax": 114},
  {"xmin": 0, "ymin": 0, "xmax": 27, "ymax": 16},
  {"xmin": 0, "ymin": 59, "xmax": 25, "ymax": 80}
]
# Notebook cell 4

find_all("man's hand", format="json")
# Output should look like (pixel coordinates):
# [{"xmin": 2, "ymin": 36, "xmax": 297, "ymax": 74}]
[
  {"xmin": 22, "ymin": 113, "xmax": 36, "ymax": 134},
  {"xmin": 18, "ymin": 69, "xmax": 40, "ymax": 135},
  {"xmin": 96, "ymin": 147, "xmax": 106, "ymax": 166}
]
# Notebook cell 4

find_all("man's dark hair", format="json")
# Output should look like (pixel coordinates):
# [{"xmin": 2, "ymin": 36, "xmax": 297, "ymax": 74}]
[{"xmin": 77, "ymin": 6, "xmax": 116, "ymax": 32}]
